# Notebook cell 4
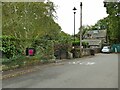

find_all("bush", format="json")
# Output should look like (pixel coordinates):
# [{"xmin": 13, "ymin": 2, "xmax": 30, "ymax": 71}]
[
  {"xmin": 72, "ymin": 41, "xmax": 80, "ymax": 46},
  {"xmin": 1, "ymin": 36, "xmax": 56, "ymax": 71},
  {"xmin": 2, "ymin": 55, "xmax": 42, "ymax": 71},
  {"xmin": 82, "ymin": 42, "xmax": 89, "ymax": 48},
  {"xmin": 32, "ymin": 39, "xmax": 54, "ymax": 60},
  {"xmin": 1, "ymin": 35, "xmax": 22, "ymax": 59},
  {"xmin": 72, "ymin": 41, "xmax": 89, "ymax": 48}
]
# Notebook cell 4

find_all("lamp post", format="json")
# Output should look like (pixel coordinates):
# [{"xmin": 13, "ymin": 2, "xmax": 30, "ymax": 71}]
[
  {"xmin": 73, "ymin": 7, "xmax": 77, "ymax": 43},
  {"xmin": 80, "ymin": 2, "xmax": 82, "ymax": 57}
]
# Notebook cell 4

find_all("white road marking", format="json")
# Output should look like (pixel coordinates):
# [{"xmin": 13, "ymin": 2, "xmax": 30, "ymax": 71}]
[{"xmin": 68, "ymin": 61, "xmax": 95, "ymax": 65}]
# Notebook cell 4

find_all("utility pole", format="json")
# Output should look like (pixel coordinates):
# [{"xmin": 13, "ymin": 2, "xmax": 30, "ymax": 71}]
[{"xmin": 80, "ymin": 2, "xmax": 82, "ymax": 57}]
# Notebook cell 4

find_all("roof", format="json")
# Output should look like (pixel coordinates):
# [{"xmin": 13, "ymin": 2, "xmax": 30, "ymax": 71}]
[
  {"xmin": 85, "ymin": 30, "xmax": 107, "ymax": 38},
  {"xmin": 82, "ymin": 39, "xmax": 102, "ymax": 46}
]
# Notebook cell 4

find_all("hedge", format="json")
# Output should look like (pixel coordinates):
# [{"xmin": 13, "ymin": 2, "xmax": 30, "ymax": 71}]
[
  {"xmin": 1, "ymin": 35, "xmax": 22, "ymax": 59},
  {"xmin": 72, "ymin": 41, "xmax": 89, "ymax": 48}
]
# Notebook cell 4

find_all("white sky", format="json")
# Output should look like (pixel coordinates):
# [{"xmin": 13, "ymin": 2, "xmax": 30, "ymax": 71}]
[{"xmin": 51, "ymin": 0, "xmax": 108, "ymax": 35}]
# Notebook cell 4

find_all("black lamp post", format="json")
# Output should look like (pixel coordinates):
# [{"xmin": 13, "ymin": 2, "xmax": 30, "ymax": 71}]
[{"xmin": 73, "ymin": 7, "xmax": 77, "ymax": 43}]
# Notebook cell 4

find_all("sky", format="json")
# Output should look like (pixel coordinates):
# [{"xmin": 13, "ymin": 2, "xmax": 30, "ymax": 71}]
[{"xmin": 51, "ymin": 0, "xmax": 108, "ymax": 35}]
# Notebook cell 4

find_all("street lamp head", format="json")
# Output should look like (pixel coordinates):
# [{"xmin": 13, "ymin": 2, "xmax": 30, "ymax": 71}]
[
  {"xmin": 74, "ymin": 12, "xmax": 76, "ymax": 14},
  {"xmin": 73, "ymin": 7, "xmax": 77, "ymax": 11},
  {"xmin": 80, "ymin": 2, "xmax": 82, "ymax": 6}
]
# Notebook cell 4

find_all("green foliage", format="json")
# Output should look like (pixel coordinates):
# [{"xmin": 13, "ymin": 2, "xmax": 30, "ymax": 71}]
[
  {"xmin": 53, "ymin": 31, "xmax": 72, "ymax": 52},
  {"xmin": 77, "ymin": 1, "xmax": 120, "ymax": 44},
  {"xmin": 76, "ymin": 25, "xmax": 92, "ymax": 39},
  {"xmin": 53, "ymin": 31, "xmax": 72, "ymax": 54},
  {"xmin": 72, "ymin": 41, "xmax": 80, "ymax": 46},
  {"xmin": 88, "ymin": 17, "xmax": 108, "ymax": 31},
  {"xmin": 2, "ymin": 55, "xmax": 42, "ymax": 71},
  {"xmin": 104, "ymin": 2, "xmax": 120, "ymax": 44},
  {"xmin": 82, "ymin": 42, "xmax": 89, "ymax": 48},
  {"xmin": 1, "ymin": 2, "xmax": 73, "ymax": 71},
  {"xmin": 1, "ymin": 35, "xmax": 22, "ymax": 59},
  {"xmin": 72, "ymin": 41, "xmax": 89, "ymax": 48},
  {"xmin": 32, "ymin": 39, "xmax": 54, "ymax": 61},
  {"xmin": 2, "ymin": 2, "xmax": 61, "ymax": 54},
  {"xmin": 58, "ymin": 31, "xmax": 72, "ymax": 44}
]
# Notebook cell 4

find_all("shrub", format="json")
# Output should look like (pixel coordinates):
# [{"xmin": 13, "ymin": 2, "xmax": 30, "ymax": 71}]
[
  {"xmin": 1, "ymin": 35, "xmax": 22, "ymax": 59},
  {"xmin": 32, "ymin": 39, "xmax": 54, "ymax": 61},
  {"xmin": 82, "ymin": 42, "xmax": 89, "ymax": 48},
  {"xmin": 72, "ymin": 41, "xmax": 89, "ymax": 48}
]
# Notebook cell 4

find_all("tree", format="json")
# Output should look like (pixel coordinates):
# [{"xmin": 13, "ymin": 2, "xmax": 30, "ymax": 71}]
[
  {"xmin": 104, "ymin": 1, "xmax": 120, "ymax": 44},
  {"xmin": 94, "ymin": 17, "xmax": 108, "ymax": 30},
  {"xmin": 76, "ymin": 25, "xmax": 91, "ymax": 40},
  {"xmin": 2, "ymin": 2, "xmax": 61, "ymax": 54}
]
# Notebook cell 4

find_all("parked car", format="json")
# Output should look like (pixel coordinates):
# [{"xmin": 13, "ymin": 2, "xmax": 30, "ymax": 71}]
[{"xmin": 101, "ymin": 46, "xmax": 111, "ymax": 53}]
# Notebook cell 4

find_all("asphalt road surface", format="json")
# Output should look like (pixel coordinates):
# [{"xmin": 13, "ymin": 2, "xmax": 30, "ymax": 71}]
[{"xmin": 2, "ymin": 53, "xmax": 118, "ymax": 88}]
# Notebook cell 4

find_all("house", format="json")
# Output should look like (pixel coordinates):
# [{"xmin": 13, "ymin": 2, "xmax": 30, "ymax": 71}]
[
  {"xmin": 82, "ymin": 30, "xmax": 107, "ymax": 48},
  {"xmin": 82, "ymin": 39, "xmax": 102, "ymax": 48},
  {"xmin": 84, "ymin": 30, "xmax": 107, "ymax": 42}
]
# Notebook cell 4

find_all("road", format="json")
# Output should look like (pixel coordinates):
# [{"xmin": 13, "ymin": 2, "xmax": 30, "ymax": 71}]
[{"xmin": 2, "ymin": 53, "xmax": 118, "ymax": 88}]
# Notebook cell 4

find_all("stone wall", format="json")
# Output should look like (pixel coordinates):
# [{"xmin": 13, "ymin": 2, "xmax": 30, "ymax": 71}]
[
  {"xmin": 72, "ymin": 48, "xmax": 101, "ymax": 58},
  {"xmin": 82, "ymin": 48, "xmax": 101, "ymax": 56},
  {"xmin": 82, "ymin": 48, "xmax": 91, "ymax": 56},
  {"xmin": 94, "ymin": 48, "xmax": 101, "ymax": 53},
  {"xmin": 55, "ymin": 48, "xmax": 101, "ymax": 59}
]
